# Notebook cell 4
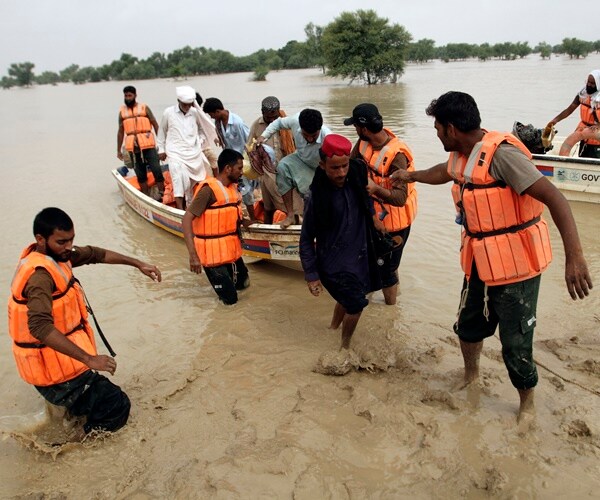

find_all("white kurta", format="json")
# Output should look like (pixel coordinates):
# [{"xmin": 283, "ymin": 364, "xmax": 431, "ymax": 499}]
[{"xmin": 157, "ymin": 105, "xmax": 218, "ymax": 202}]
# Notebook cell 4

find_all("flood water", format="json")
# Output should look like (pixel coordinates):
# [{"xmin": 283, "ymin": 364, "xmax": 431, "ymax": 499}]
[{"xmin": 0, "ymin": 55, "xmax": 599, "ymax": 498}]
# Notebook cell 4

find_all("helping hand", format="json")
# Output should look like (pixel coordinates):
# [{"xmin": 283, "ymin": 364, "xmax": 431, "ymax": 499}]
[
  {"xmin": 138, "ymin": 262, "xmax": 162, "ymax": 282},
  {"xmin": 390, "ymin": 169, "xmax": 411, "ymax": 185}
]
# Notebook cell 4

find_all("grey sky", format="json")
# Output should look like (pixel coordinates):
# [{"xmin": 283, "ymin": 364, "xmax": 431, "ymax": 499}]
[{"xmin": 1, "ymin": 0, "xmax": 597, "ymax": 75}]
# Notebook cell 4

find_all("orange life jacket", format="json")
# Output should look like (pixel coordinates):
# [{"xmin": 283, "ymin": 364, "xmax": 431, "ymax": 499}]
[
  {"xmin": 578, "ymin": 94, "xmax": 600, "ymax": 145},
  {"xmin": 192, "ymin": 177, "xmax": 243, "ymax": 267},
  {"xmin": 8, "ymin": 244, "xmax": 96, "ymax": 386},
  {"xmin": 120, "ymin": 103, "xmax": 156, "ymax": 151},
  {"xmin": 358, "ymin": 129, "xmax": 417, "ymax": 232},
  {"xmin": 447, "ymin": 131, "xmax": 553, "ymax": 286}
]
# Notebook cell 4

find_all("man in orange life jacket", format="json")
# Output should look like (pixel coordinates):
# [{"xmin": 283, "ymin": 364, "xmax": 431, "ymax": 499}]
[
  {"xmin": 8, "ymin": 207, "xmax": 162, "ymax": 435},
  {"xmin": 117, "ymin": 85, "xmax": 165, "ymax": 199},
  {"xmin": 182, "ymin": 149, "xmax": 250, "ymax": 305},
  {"xmin": 344, "ymin": 103, "xmax": 417, "ymax": 305},
  {"xmin": 393, "ymin": 92, "xmax": 593, "ymax": 423},
  {"xmin": 547, "ymin": 70, "xmax": 600, "ymax": 158}
]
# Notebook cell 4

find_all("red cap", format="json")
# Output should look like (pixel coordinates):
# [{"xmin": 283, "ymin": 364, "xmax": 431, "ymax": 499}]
[{"xmin": 321, "ymin": 134, "xmax": 352, "ymax": 158}]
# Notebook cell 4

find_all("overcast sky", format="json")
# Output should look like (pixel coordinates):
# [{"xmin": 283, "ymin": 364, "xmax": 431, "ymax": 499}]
[{"xmin": 1, "ymin": 0, "xmax": 597, "ymax": 75}]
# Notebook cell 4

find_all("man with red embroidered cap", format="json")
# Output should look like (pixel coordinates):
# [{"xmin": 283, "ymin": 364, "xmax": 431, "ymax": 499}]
[{"xmin": 300, "ymin": 134, "xmax": 382, "ymax": 355}]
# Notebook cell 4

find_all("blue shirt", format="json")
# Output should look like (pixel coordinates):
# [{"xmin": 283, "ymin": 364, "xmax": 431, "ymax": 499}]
[
  {"xmin": 261, "ymin": 113, "xmax": 331, "ymax": 168},
  {"xmin": 219, "ymin": 112, "xmax": 249, "ymax": 154}
]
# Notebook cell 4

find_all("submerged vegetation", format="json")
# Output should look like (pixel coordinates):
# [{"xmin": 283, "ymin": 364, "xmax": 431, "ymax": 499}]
[{"xmin": 2, "ymin": 9, "xmax": 600, "ymax": 89}]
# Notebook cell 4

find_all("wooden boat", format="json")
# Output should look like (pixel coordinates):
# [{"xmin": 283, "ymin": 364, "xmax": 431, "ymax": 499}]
[
  {"xmin": 112, "ymin": 169, "xmax": 302, "ymax": 270},
  {"xmin": 532, "ymin": 152, "xmax": 600, "ymax": 204}
]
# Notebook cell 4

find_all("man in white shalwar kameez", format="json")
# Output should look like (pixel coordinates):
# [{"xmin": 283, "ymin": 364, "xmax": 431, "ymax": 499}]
[{"xmin": 157, "ymin": 86, "xmax": 219, "ymax": 209}]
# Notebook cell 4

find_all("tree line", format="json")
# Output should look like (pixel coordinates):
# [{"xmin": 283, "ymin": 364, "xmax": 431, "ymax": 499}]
[{"xmin": 3, "ymin": 9, "xmax": 600, "ymax": 89}]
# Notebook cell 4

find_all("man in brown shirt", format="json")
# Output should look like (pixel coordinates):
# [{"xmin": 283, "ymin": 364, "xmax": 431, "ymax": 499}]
[{"xmin": 9, "ymin": 207, "xmax": 161, "ymax": 437}]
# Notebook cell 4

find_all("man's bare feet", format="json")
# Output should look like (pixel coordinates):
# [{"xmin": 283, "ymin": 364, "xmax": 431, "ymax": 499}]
[
  {"xmin": 280, "ymin": 214, "xmax": 295, "ymax": 229},
  {"xmin": 517, "ymin": 388, "xmax": 535, "ymax": 431}
]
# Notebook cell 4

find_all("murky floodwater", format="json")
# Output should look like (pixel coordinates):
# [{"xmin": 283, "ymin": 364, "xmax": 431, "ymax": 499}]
[{"xmin": 0, "ymin": 55, "xmax": 598, "ymax": 498}]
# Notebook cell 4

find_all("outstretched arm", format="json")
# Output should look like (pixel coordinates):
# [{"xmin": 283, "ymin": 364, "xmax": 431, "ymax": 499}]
[
  {"xmin": 549, "ymin": 96, "xmax": 579, "ymax": 126},
  {"xmin": 101, "ymin": 249, "xmax": 162, "ymax": 282},
  {"xmin": 524, "ymin": 177, "xmax": 592, "ymax": 299},
  {"xmin": 390, "ymin": 161, "xmax": 452, "ymax": 185}
]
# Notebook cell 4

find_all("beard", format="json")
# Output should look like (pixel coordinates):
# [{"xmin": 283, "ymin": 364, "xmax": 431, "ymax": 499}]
[
  {"xmin": 586, "ymin": 85, "xmax": 597, "ymax": 95},
  {"xmin": 45, "ymin": 246, "xmax": 71, "ymax": 263},
  {"xmin": 124, "ymin": 98, "xmax": 135, "ymax": 106}
]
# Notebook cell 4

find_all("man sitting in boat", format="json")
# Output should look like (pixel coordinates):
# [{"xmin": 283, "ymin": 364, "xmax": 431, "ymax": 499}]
[
  {"xmin": 182, "ymin": 149, "xmax": 250, "ymax": 305},
  {"xmin": 548, "ymin": 69, "xmax": 600, "ymax": 158},
  {"xmin": 117, "ymin": 86, "xmax": 164, "ymax": 200},
  {"xmin": 157, "ymin": 86, "xmax": 218, "ymax": 210},
  {"xmin": 257, "ymin": 109, "xmax": 331, "ymax": 228},
  {"xmin": 202, "ymin": 97, "xmax": 256, "ymax": 221},
  {"xmin": 246, "ymin": 96, "xmax": 301, "ymax": 224}
]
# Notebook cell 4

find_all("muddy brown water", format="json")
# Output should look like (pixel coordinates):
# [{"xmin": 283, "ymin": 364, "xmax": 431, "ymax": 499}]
[{"xmin": 0, "ymin": 56, "xmax": 599, "ymax": 498}]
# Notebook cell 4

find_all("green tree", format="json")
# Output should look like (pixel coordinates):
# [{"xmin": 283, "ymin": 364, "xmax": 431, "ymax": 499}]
[
  {"xmin": 59, "ymin": 64, "xmax": 79, "ymax": 82},
  {"xmin": 535, "ymin": 42, "xmax": 552, "ymax": 59},
  {"xmin": 8, "ymin": 62, "xmax": 35, "ymax": 87},
  {"xmin": 0, "ymin": 76, "xmax": 17, "ymax": 89},
  {"xmin": 35, "ymin": 71, "xmax": 60, "ymax": 85},
  {"xmin": 278, "ymin": 40, "xmax": 310, "ymax": 69},
  {"xmin": 407, "ymin": 39, "xmax": 436, "ymax": 63},
  {"xmin": 562, "ymin": 37, "xmax": 590, "ymax": 58},
  {"xmin": 321, "ymin": 10, "xmax": 411, "ymax": 85},
  {"xmin": 476, "ymin": 43, "xmax": 493, "ymax": 61},
  {"xmin": 514, "ymin": 41, "xmax": 532, "ymax": 58},
  {"xmin": 252, "ymin": 66, "xmax": 269, "ymax": 81},
  {"xmin": 304, "ymin": 22, "xmax": 326, "ymax": 72}
]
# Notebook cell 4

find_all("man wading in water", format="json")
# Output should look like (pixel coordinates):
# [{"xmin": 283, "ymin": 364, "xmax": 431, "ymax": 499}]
[{"xmin": 393, "ymin": 92, "xmax": 593, "ymax": 424}]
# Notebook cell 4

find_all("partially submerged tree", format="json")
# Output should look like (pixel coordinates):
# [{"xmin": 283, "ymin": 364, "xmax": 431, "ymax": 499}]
[
  {"xmin": 321, "ymin": 10, "xmax": 411, "ymax": 85},
  {"xmin": 8, "ymin": 62, "xmax": 35, "ymax": 87}
]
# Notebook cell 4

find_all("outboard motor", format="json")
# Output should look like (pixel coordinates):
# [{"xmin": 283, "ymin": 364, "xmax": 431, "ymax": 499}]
[{"xmin": 512, "ymin": 121, "xmax": 554, "ymax": 154}]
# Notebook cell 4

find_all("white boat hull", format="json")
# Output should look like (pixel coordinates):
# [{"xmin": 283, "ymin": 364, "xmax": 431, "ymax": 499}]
[
  {"xmin": 532, "ymin": 153, "xmax": 600, "ymax": 204},
  {"xmin": 112, "ymin": 170, "xmax": 303, "ymax": 270}
]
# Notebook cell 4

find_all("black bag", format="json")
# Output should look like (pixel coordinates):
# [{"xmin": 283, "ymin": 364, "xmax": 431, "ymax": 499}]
[{"xmin": 370, "ymin": 226, "xmax": 401, "ymax": 266}]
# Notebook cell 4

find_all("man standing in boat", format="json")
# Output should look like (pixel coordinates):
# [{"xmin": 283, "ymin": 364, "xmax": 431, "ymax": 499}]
[
  {"xmin": 393, "ymin": 91, "xmax": 593, "ymax": 424},
  {"xmin": 246, "ymin": 96, "xmax": 300, "ymax": 224},
  {"xmin": 117, "ymin": 86, "xmax": 165, "ymax": 200},
  {"xmin": 257, "ymin": 109, "xmax": 331, "ymax": 229},
  {"xmin": 547, "ymin": 69, "xmax": 600, "ymax": 158},
  {"xmin": 8, "ymin": 207, "xmax": 162, "ymax": 438},
  {"xmin": 182, "ymin": 149, "xmax": 250, "ymax": 305},
  {"xmin": 345, "ymin": 103, "xmax": 417, "ymax": 306},
  {"xmin": 202, "ymin": 98, "xmax": 256, "ymax": 221},
  {"xmin": 300, "ymin": 134, "xmax": 381, "ymax": 357},
  {"xmin": 157, "ymin": 86, "xmax": 218, "ymax": 210}
]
